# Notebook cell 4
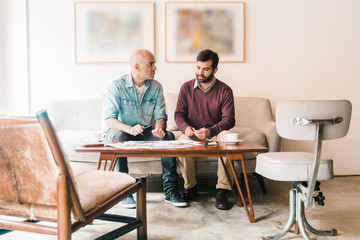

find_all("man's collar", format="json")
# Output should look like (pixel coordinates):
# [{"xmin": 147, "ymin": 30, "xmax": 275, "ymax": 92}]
[
  {"xmin": 193, "ymin": 75, "xmax": 217, "ymax": 92},
  {"xmin": 125, "ymin": 74, "xmax": 134, "ymax": 88},
  {"xmin": 125, "ymin": 74, "xmax": 149, "ymax": 88}
]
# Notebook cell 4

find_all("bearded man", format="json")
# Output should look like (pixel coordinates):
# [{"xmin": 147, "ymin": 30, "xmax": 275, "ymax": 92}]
[{"xmin": 174, "ymin": 49, "xmax": 236, "ymax": 210}]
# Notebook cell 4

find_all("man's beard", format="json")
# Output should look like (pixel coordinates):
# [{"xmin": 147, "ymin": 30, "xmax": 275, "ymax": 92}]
[{"xmin": 196, "ymin": 72, "xmax": 214, "ymax": 84}]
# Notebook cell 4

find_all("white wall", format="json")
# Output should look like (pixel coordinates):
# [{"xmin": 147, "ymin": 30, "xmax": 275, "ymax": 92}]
[
  {"xmin": 0, "ymin": 0, "xmax": 6, "ymax": 113},
  {"xmin": 2, "ymin": 0, "xmax": 360, "ymax": 175},
  {"xmin": 0, "ymin": 0, "xmax": 29, "ymax": 115}
]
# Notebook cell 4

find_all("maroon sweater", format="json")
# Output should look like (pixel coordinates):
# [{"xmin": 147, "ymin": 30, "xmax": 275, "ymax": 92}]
[{"xmin": 174, "ymin": 78, "xmax": 235, "ymax": 138}]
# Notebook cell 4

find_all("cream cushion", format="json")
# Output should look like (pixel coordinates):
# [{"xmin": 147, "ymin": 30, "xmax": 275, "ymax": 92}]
[
  {"xmin": 256, "ymin": 152, "xmax": 334, "ymax": 181},
  {"xmin": 0, "ymin": 169, "xmax": 135, "ymax": 221}
]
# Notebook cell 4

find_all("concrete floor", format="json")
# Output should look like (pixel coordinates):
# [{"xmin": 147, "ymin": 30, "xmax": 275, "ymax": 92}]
[{"xmin": 1, "ymin": 175, "xmax": 359, "ymax": 240}]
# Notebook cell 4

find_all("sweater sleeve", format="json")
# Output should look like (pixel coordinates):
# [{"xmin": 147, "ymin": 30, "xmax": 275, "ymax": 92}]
[
  {"xmin": 174, "ymin": 83, "xmax": 191, "ymax": 133},
  {"xmin": 208, "ymin": 88, "xmax": 236, "ymax": 137}
]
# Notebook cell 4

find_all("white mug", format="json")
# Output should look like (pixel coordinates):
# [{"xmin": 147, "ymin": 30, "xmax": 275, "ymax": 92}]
[{"xmin": 223, "ymin": 133, "xmax": 239, "ymax": 141}]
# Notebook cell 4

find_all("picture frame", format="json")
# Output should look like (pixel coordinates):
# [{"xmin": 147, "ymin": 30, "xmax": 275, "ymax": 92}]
[
  {"xmin": 165, "ymin": 1, "xmax": 245, "ymax": 63},
  {"xmin": 74, "ymin": 2, "xmax": 155, "ymax": 63}
]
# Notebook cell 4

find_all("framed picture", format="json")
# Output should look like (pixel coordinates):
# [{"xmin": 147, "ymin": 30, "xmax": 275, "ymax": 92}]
[
  {"xmin": 74, "ymin": 2, "xmax": 155, "ymax": 63},
  {"xmin": 165, "ymin": 1, "xmax": 245, "ymax": 63}
]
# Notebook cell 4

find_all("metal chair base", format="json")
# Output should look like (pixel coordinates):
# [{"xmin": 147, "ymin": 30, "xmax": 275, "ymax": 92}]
[{"xmin": 258, "ymin": 189, "xmax": 336, "ymax": 240}]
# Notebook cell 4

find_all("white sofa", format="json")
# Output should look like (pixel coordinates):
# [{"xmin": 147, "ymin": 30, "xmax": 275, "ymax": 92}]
[{"xmin": 46, "ymin": 93, "xmax": 281, "ymax": 182}]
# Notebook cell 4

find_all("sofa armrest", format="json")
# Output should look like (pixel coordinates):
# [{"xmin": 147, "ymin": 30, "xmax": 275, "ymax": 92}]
[{"xmin": 259, "ymin": 120, "xmax": 281, "ymax": 152}]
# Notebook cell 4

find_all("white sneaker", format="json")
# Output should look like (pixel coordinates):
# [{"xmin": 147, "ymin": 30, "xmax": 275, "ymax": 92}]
[
  {"xmin": 165, "ymin": 191, "xmax": 188, "ymax": 207},
  {"xmin": 121, "ymin": 195, "xmax": 136, "ymax": 209}
]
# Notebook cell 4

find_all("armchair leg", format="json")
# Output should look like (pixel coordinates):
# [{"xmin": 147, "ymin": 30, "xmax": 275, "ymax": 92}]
[
  {"xmin": 57, "ymin": 175, "xmax": 72, "ymax": 240},
  {"xmin": 136, "ymin": 177, "xmax": 147, "ymax": 240},
  {"xmin": 253, "ymin": 173, "xmax": 267, "ymax": 194}
]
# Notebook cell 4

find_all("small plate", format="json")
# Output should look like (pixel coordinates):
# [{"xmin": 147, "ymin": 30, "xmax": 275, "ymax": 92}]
[{"xmin": 220, "ymin": 139, "xmax": 244, "ymax": 145}]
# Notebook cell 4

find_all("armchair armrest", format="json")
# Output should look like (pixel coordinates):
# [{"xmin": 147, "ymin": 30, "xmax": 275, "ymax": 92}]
[{"xmin": 259, "ymin": 120, "xmax": 281, "ymax": 152}]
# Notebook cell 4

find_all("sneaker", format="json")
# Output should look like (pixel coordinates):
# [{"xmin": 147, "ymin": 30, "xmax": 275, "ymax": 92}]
[
  {"xmin": 165, "ymin": 191, "xmax": 188, "ymax": 207},
  {"xmin": 121, "ymin": 195, "xmax": 136, "ymax": 209},
  {"xmin": 182, "ymin": 185, "xmax": 197, "ymax": 201}
]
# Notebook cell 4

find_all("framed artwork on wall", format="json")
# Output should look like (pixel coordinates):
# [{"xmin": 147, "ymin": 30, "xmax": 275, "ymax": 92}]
[
  {"xmin": 165, "ymin": 1, "xmax": 245, "ymax": 63},
  {"xmin": 74, "ymin": 2, "xmax": 155, "ymax": 63}
]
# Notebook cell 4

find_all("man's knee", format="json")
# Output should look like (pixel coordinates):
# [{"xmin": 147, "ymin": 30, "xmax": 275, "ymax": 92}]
[
  {"xmin": 216, "ymin": 130, "xmax": 231, "ymax": 141},
  {"xmin": 178, "ymin": 134, "xmax": 191, "ymax": 141},
  {"xmin": 165, "ymin": 131, "xmax": 175, "ymax": 140},
  {"xmin": 106, "ymin": 129, "xmax": 129, "ymax": 141}
]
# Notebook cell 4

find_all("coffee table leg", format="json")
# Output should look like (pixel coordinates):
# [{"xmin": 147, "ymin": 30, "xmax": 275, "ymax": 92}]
[
  {"xmin": 219, "ymin": 156, "xmax": 243, "ymax": 207},
  {"xmin": 225, "ymin": 153, "xmax": 246, "ymax": 207},
  {"xmin": 97, "ymin": 153, "xmax": 117, "ymax": 171},
  {"xmin": 227, "ymin": 153, "xmax": 256, "ymax": 223}
]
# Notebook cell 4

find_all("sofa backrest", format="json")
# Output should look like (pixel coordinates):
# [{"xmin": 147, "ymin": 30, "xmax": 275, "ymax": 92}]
[
  {"xmin": 46, "ymin": 99, "xmax": 104, "ymax": 132},
  {"xmin": 164, "ymin": 93, "xmax": 179, "ymax": 131},
  {"xmin": 234, "ymin": 97, "xmax": 274, "ymax": 130},
  {"xmin": 164, "ymin": 93, "xmax": 274, "ymax": 131},
  {"xmin": 45, "ymin": 94, "xmax": 274, "ymax": 133}
]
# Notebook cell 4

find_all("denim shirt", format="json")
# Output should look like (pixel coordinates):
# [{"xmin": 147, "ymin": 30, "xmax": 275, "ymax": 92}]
[{"xmin": 104, "ymin": 74, "xmax": 167, "ymax": 133}]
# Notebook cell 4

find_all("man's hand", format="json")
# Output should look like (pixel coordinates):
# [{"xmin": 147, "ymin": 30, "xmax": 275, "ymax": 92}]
[
  {"xmin": 152, "ymin": 127, "xmax": 166, "ymax": 139},
  {"xmin": 129, "ymin": 124, "xmax": 144, "ymax": 136},
  {"xmin": 194, "ymin": 128, "xmax": 210, "ymax": 140},
  {"xmin": 185, "ymin": 126, "xmax": 196, "ymax": 137}
]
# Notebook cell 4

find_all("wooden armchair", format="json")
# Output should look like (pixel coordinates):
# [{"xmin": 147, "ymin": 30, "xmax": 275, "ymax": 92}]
[{"xmin": 0, "ymin": 110, "xmax": 147, "ymax": 240}]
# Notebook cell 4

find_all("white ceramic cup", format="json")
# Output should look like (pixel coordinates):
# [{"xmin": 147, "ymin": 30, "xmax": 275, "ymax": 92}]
[{"xmin": 223, "ymin": 133, "xmax": 239, "ymax": 141}]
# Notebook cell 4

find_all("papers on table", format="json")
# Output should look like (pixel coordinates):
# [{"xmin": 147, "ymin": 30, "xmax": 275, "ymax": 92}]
[{"xmin": 105, "ymin": 140, "xmax": 202, "ymax": 149}]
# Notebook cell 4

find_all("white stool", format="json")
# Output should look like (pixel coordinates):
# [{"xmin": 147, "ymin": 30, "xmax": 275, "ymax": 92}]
[{"xmin": 256, "ymin": 100, "xmax": 352, "ymax": 240}]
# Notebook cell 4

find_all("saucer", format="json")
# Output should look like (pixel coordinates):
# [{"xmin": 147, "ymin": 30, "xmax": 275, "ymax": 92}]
[{"xmin": 220, "ymin": 139, "xmax": 244, "ymax": 145}]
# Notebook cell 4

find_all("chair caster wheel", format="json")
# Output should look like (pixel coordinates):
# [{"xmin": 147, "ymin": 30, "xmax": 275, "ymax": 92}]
[
  {"xmin": 332, "ymin": 228, "xmax": 337, "ymax": 236},
  {"xmin": 274, "ymin": 221, "xmax": 281, "ymax": 228},
  {"xmin": 258, "ymin": 237, "xmax": 266, "ymax": 240}
]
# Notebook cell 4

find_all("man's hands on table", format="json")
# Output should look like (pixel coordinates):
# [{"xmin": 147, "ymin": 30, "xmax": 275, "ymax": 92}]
[
  {"xmin": 129, "ymin": 124, "xmax": 166, "ymax": 139},
  {"xmin": 185, "ymin": 126, "xmax": 210, "ymax": 140}
]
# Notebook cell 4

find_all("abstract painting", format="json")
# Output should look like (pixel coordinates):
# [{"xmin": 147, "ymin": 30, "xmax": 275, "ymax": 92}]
[
  {"xmin": 75, "ymin": 2, "xmax": 154, "ymax": 63},
  {"xmin": 165, "ymin": 2, "xmax": 245, "ymax": 62}
]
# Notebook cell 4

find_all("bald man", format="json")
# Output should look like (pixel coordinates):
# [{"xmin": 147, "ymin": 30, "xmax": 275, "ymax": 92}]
[{"xmin": 104, "ymin": 49, "xmax": 187, "ymax": 208}]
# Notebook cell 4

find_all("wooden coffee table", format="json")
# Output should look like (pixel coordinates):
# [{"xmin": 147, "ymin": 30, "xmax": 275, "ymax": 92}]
[{"xmin": 76, "ymin": 141, "xmax": 267, "ymax": 223}]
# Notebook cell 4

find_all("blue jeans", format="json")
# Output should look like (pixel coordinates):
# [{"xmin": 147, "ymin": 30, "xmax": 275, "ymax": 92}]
[{"xmin": 105, "ymin": 128, "xmax": 178, "ymax": 196}]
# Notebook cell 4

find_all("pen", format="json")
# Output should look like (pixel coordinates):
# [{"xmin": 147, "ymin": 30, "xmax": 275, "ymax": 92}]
[{"xmin": 139, "ymin": 125, "xmax": 151, "ymax": 135}]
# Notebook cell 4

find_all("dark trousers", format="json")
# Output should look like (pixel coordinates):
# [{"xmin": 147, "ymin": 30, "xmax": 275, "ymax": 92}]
[{"xmin": 105, "ymin": 128, "xmax": 178, "ymax": 196}]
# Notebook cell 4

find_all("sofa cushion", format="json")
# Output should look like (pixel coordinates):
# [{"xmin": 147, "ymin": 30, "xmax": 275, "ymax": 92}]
[
  {"xmin": 164, "ymin": 92, "xmax": 179, "ymax": 131},
  {"xmin": 57, "ymin": 130, "xmax": 100, "ymax": 162},
  {"xmin": 231, "ymin": 127, "xmax": 267, "ymax": 159}
]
